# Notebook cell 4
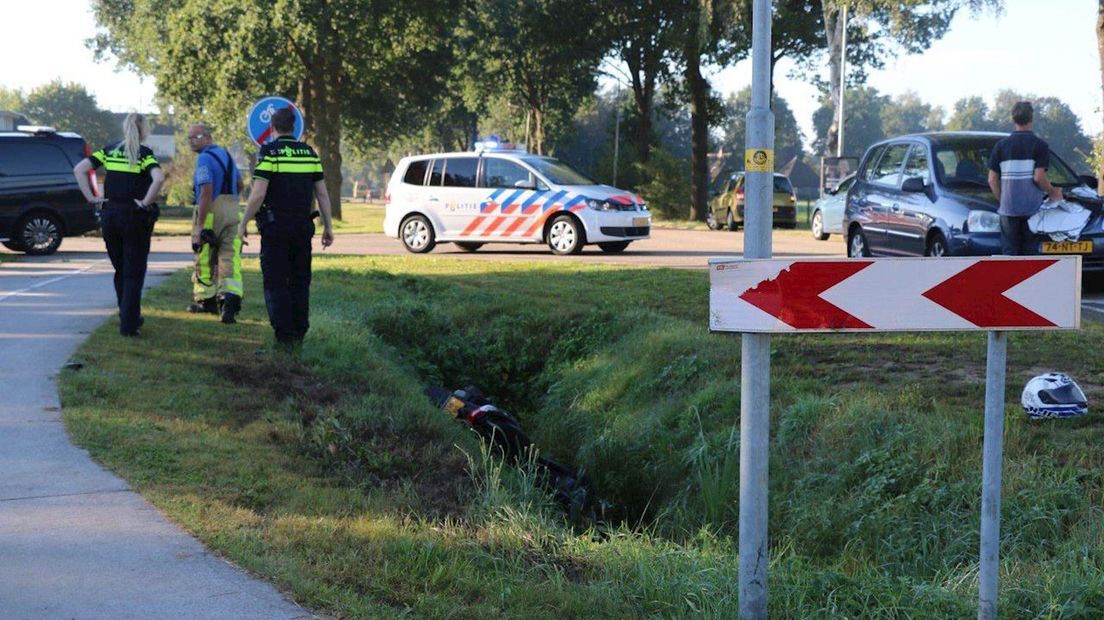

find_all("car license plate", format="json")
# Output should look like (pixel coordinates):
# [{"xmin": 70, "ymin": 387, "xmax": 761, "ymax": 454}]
[
  {"xmin": 1040, "ymin": 240, "xmax": 1092, "ymax": 254},
  {"xmin": 632, "ymin": 217, "xmax": 649, "ymax": 227}
]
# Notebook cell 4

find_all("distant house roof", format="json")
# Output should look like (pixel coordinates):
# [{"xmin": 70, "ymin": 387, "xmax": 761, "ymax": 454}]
[{"xmin": 0, "ymin": 110, "xmax": 31, "ymax": 131}]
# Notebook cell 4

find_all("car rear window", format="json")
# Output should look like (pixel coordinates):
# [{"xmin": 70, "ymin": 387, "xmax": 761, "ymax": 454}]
[
  {"xmin": 773, "ymin": 176, "xmax": 793, "ymax": 192},
  {"xmin": 402, "ymin": 160, "xmax": 428, "ymax": 185},
  {"xmin": 0, "ymin": 142, "xmax": 73, "ymax": 176},
  {"xmin": 443, "ymin": 157, "xmax": 478, "ymax": 187}
]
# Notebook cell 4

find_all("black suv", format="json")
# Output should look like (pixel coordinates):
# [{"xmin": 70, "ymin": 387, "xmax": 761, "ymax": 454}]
[{"xmin": 0, "ymin": 126, "xmax": 99, "ymax": 255}]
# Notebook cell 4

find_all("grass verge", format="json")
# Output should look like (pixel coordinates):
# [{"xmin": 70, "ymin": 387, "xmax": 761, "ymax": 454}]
[
  {"xmin": 154, "ymin": 201, "xmax": 384, "ymax": 236},
  {"xmin": 60, "ymin": 256, "xmax": 1104, "ymax": 618}
]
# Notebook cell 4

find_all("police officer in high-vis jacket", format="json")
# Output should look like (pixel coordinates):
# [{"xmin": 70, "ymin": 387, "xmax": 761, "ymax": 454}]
[
  {"xmin": 73, "ymin": 113, "xmax": 165, "ymax": 337},
  {"xmin": 239, "ymin": 107, "xmax": 334, "ymax": 350},
  {"xmin": 187, "ymin": 124, "xmax": 244, "ymax": 323}
]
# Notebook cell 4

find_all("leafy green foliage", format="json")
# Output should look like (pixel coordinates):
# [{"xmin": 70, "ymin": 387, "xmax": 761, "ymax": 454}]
[
  {"xmin": 17, "ymin": 81, "xmax": 118, "ymax": 148},
  {"xmin": 455, "ymin": 0, "xmax": 606, "ymax": 154}
]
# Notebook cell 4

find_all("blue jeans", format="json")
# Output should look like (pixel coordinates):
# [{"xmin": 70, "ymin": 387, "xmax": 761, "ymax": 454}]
[{"xmin": 1000, "ymin": 215, "xmax": 1035, "ymax": 256}]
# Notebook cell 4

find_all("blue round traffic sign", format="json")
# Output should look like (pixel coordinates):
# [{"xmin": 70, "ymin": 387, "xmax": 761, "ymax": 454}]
[{"xmin": 247, "ymin": 96, "xmax": 303, "ymax": 146}]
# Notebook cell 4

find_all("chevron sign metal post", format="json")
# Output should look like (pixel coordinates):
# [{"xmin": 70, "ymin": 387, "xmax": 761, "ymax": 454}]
[{"xmin": 710, "ymin": 255, "xmax": 1080, "ymax": 620}]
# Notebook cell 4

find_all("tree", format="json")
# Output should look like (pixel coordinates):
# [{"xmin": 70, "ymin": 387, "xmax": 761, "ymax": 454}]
[
  {"xmin": 944, "ymin": 95, "xmax": 995, "ymax": 132},
  {"xmin": 813, "ymin": 0, "xmax": 1002, "ymax": 156},
  {"xmin": 1095, "ymin": 1, "xmax": 1104, "ymax": 187},
  {"xmin": 0, "ymin": 87, "xmax": 23, "ymax": 112},
  {"xmin": 718, "ymin": 87, "xmax": 805, "ymax": 167},
  {"xmin": 458, "ymin": 0, "xmax": 605, "ymax": 154},
  {"xmin": 988, "ymin": 91, "xmax": 1093, "ymax": 169},
  {"xmin": 880, "ymin": 91, "xmax": 943, "ymax": 137},
  {"xmin": 21, "ymin": 81, "xmax": 118, "ymax": 149},
  {"xmin": 812, "ymin": 86, "xmax": 888, "ymax": 157},
  {"xmin": 607, "ymin": 0, "xmax": 680, "ymax": 167},
  {"xmin": 672, "ymin": 0, "xmax": 747, "ymax": 221},
  {"xmin": 90, "ymin": 0, "xmax": 455, "ymax": 219}
]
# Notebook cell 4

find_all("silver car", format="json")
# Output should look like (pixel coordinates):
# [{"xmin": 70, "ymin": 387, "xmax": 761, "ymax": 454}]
[{"xmin": 810, "ymin": 173, "xmax": 855, "ymax": 241}]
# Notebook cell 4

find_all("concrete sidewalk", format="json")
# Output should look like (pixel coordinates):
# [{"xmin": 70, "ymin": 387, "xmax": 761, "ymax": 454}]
[{"xmin": 0, "ymin": 251, "xmax": 314, "ymax": 619}]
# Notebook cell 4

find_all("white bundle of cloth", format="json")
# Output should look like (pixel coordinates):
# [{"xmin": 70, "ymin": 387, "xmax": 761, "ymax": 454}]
[{"xmin": 1028, "ymin": 198, "xmax": 1091, "ymax": 242}]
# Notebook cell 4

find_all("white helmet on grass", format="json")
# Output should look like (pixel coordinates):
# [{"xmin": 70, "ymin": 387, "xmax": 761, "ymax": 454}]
[{"xmin": 1021, "ymin": 373, "xmax": 1088, "ymax": 420}]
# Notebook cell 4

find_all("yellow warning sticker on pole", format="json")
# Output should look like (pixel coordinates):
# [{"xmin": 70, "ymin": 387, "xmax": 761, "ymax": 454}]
[{"xmin": 745, "ymin": 148, "xmax": 774, "ymax": 173}]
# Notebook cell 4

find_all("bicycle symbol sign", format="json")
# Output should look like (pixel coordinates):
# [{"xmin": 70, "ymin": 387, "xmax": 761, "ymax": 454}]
[{"xmin": 247, "ymin": 96, "xmax": 304, "ymax": 146}]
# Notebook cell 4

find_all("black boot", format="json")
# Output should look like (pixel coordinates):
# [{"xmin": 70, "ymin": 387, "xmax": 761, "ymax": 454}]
[
  {"xmin": 218, "ymin": 293, "xmax": 242, "ymax": 324},
  {"xmin": 187, "ymin": 298, "xmax": 218, "ymax": 314}
]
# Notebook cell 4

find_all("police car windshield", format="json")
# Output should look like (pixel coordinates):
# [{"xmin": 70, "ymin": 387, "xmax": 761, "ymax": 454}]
[{"xmin": 522, "ymin": 156, "xmax": 596, "ymax": 186}]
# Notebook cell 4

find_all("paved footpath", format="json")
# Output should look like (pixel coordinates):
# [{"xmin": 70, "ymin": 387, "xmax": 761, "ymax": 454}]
[{"xmin": 0, "ymin": 249, "xmax": 314, "ymax": 619}]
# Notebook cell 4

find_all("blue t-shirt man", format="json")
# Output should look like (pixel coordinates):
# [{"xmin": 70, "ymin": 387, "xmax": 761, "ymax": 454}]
[
  {"xmin": 193, "ymin": 144, "xmax": 240, "ymax": 203},
  {"xmin": 986, "ymin": 101, "xmax": 1063, "ymax": 255}
]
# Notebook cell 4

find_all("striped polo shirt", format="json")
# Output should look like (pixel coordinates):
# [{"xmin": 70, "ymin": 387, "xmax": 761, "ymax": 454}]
[{"xmin": 987, "ymin": 131, "xmax": 1050, "ymax": 217}]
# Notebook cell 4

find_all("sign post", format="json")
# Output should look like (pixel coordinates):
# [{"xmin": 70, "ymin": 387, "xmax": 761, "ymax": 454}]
[
  {"xmin": 711, "ymin": 255, "xmax": 1081, "ymax": 619},
  {"xmin": 740, "ymin": 1, "xmax": 774, "ymax": 618},
  {"xmin": 978, "ymin": 331, "xmax": 1006, "ymax": 620}
]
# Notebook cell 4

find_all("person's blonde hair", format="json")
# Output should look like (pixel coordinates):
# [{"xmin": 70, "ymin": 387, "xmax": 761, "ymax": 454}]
[{"xmin": 122, "ymin": 113, "xmax": 149, "ymax": 167}]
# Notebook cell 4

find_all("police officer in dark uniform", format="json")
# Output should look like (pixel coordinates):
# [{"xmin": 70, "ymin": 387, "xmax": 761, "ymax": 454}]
[
  {"xmin": 239, "ymin": 107, "xmax": 334, "ymax": 350},
  {"xmin": 74, "ymin": 113, "xmax": 164, "ymax": 337}
]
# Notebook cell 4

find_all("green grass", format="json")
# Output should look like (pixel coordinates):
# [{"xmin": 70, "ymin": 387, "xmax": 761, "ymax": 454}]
[
  {"xmin": 153, "ymin": 201, "xmax": 384, "ymax": 236},
  {"xmin": 59, "ymin": 256, "xmax": 1104, "ymax": 618}
]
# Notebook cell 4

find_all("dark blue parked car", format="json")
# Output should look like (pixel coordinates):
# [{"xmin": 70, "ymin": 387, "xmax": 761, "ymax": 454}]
[{"xmin": 844, "ymin": 132, "xmax": 1103, "ymax": 270}]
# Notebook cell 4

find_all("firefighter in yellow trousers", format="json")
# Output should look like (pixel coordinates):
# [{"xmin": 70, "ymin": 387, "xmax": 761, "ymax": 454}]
[{"xmin": 187, "ymin": 124, "xmax": 244, "ymax": 323}]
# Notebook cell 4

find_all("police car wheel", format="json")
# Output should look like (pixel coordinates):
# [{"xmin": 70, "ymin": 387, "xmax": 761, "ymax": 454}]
[
  {"xmin": 401, "ymin": 214, "xmax": 436, "ymax": 253},
  {"xmin": 455, "ymin": 242, "xmax": 483, "ymax": 252},
  {"xmin": 598, "ymin": 241, "xmax": 630, "ymax": 253},
  {"xmin": 548, "ymin": 215, "xmax": 584, "ymax": 255},
  {"xmin": 17, "ymin": 212, "xmax": 62, "ymax": 255}
]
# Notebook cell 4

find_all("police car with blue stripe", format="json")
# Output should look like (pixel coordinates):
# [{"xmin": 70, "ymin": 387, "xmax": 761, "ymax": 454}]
[{"xmin": 384, "ymin": 140, "xmax": 650, "ymax": 255}]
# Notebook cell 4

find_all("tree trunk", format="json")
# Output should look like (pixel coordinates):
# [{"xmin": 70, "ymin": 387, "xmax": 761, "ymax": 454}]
[
  {"xmin": 822, "ymin": 0, "xmax": 843, "ymax": 157},
  {"xmin": 624, "ymin": 39, "xmax": 658, "ymax": 166},
  {"xmin": 533, "ymin": 107, "xmax": 545, "ymax": 155},
  {"xmin": 685, "ymin": 42, "xmax": 710, "ymax": 222},
  {"xmin": 1098, "ymin": 0, "xmax": 1104, "ymax": 191},
  {"xmin": 304, "ymin": 59, "xmax": 344, "ymax": 221}
]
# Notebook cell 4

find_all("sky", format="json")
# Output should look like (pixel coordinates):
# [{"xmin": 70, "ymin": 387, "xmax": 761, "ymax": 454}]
[{"xmin": 3, "ymin": 0, "xmax": 1101, "ymax": 152}]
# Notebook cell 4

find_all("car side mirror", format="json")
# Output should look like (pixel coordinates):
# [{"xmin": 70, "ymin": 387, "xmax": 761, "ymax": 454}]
[
  {"xmin": 901, "ymin": 177, "xmax": 926, "ymax": 193},
  {"xmin": 514, "ymin": 179, "xmax": 536, "ymax": 190},
  {"xmin": 1078, "ymin": 174, "xmax": 1098, "ymax": 188}
]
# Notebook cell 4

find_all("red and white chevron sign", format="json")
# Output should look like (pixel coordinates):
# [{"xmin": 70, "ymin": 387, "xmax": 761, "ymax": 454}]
[{"xmin": 710, "ymin": 256, "xmax": 1081, "ymax": 332}]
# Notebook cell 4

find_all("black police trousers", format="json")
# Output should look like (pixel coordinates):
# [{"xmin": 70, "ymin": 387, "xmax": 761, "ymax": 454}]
[
  {"xmin": 100, "ymin": 202, "xmax": 154, "ymax": 335},
  {"xmin": 259, "ymin": 218, "xmax": 314, "ymax": 344}
]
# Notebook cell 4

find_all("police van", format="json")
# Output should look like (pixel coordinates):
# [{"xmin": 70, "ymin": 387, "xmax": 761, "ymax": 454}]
[{"xmin": 384, "ymin": 143, "xmax": 650, "ymax": 255}]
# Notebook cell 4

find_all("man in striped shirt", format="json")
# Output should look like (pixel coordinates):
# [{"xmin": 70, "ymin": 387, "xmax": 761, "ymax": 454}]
[{"xmin": 987, "ymin": 101, "xmax": 1064, "ymax": 255}]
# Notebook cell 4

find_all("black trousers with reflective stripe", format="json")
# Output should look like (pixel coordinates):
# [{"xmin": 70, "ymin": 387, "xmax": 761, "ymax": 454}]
[
  {"xmin": 101, "ymin": 203, "xmax": 153, "ymax": 334},
  {"xmin": 259, "ymin": 218, "xmax": 314, "ymax": 343}
]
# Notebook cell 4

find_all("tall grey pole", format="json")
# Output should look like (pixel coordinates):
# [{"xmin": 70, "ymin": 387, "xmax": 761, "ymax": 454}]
[
  {"xmin": 978, "ymin": 331, "xmax": 1007, "ymax": 620},
  {"xmin": 613, "ymin": 89, "xmax": 622, "ymax": 186},
  {"xmin": 740, "ymin": 0, "xmax": 774, "ymax": 618},
  {"xmin": 837, "ymin": 4, "xmax": 847, "ymax": 158}
]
